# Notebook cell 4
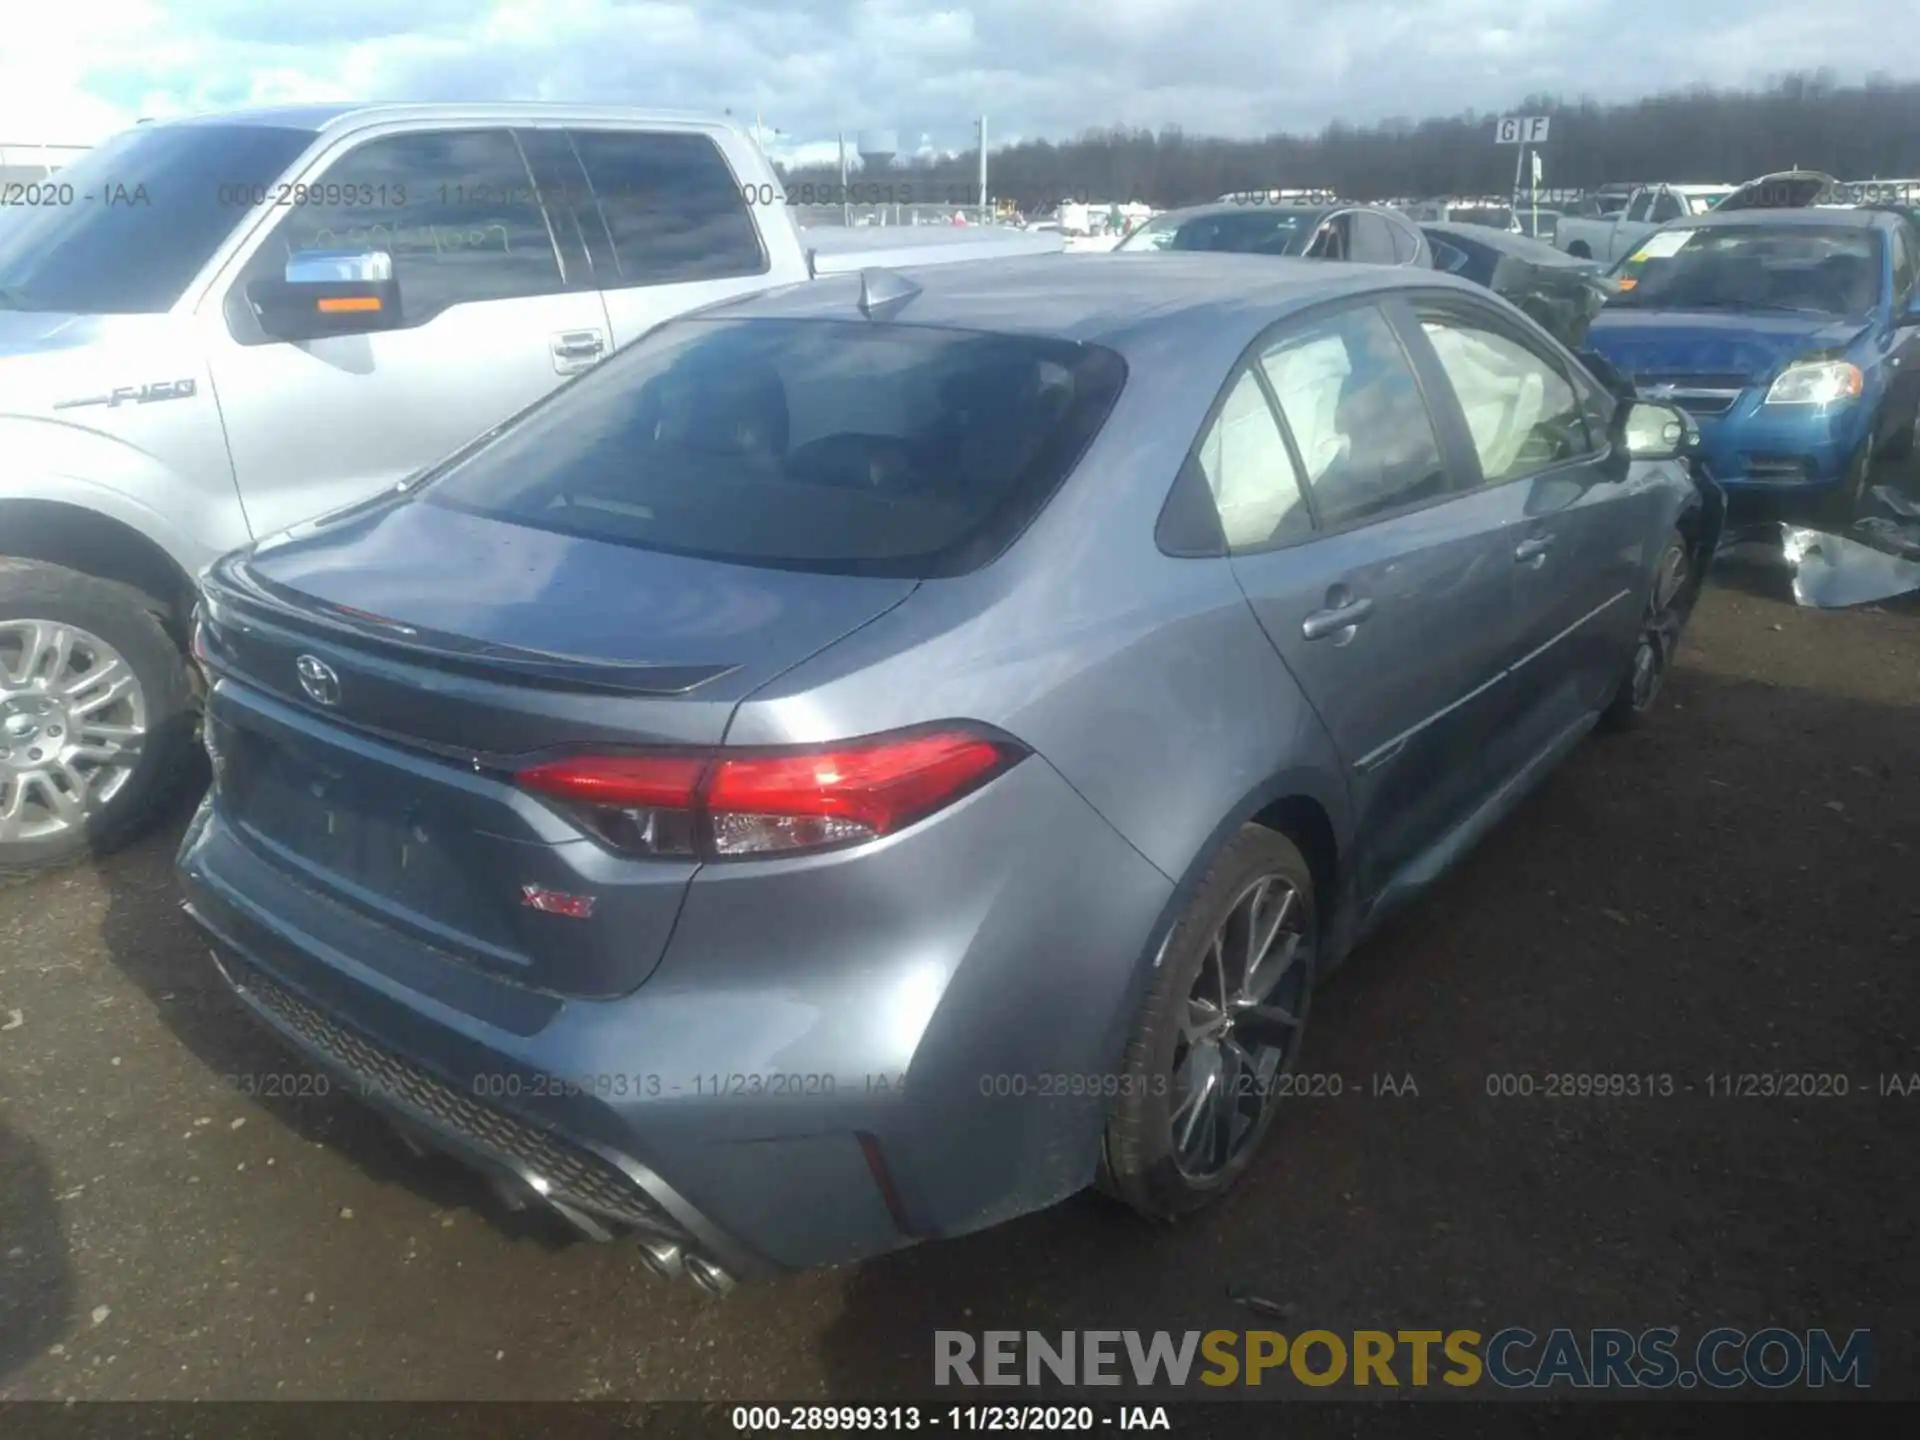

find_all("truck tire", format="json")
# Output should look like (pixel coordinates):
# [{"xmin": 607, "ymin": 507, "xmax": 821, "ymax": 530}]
[{"xmin": 0, "ymin": 559, "xmax": 198, "ymax": 879}]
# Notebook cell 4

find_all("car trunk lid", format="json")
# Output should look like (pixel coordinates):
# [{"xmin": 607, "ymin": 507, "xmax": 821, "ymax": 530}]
[{"xmin": 198, "ymin": 496, "xmax": 917, "ymax": 997}]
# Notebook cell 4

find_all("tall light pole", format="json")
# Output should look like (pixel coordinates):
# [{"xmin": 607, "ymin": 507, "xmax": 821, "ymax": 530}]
[
  {"xmin": 977, "ymin": 115, "xmax": 989, "ymax": 221},
  {"xmin": 839, "ymin": 132, "xmax": 850, "ymax": 227}
]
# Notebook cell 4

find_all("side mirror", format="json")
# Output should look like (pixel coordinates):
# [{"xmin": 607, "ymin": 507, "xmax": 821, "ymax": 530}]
[
  {"xmin": 1620, "ymin": 400, "xmax": 1697, "ymax": 461},
  {"xmin": 1904, "ymin": 290, "xmax": 1920, "ymax": 324},
  {"xmin": 246, "ymin": 248, "xmax": 400, "ymax": 341}
]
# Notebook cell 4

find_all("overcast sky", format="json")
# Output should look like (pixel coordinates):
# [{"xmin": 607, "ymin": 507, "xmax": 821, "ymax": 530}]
[{"xmin": 3, "ymin": 0, "xmax": 1914, "ymax": 165}]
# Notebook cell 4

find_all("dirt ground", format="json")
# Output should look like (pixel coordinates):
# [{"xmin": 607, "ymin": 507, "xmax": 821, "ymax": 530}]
[{"xmin": 2, "ymin": 572, "xmax": 1917, "ymax": 1403}]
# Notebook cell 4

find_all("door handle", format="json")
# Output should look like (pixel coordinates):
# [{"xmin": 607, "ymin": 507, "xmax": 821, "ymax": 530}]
[
  {"xmin": 1301, "ymin": 596, "xmax": 1374, "ymax": 641},
  {"xmin": 550, "ymin": 330, "xmax": 607, "ymax": 374},
  {"xmin": 1514, "ymin": 535, "xmax": 1553, "ymax": 565}
]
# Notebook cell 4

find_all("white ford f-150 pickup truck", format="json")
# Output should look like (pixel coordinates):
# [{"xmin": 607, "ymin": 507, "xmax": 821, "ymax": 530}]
[
  {"xmin": 0, "ymin": 102, "xmax": 1061, "ymax": 874},
  {"xmin": 1553, "ymin": 182, "xmax": 1735, "ymax": 261}
]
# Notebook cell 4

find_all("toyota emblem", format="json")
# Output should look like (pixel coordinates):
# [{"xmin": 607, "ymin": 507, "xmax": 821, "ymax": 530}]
[{"xmin": 295, "ymin": 654, "xmax": 342, "ymax": 707}]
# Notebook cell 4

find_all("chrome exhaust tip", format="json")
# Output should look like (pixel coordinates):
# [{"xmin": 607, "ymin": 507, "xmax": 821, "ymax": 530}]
[
  {"xmin": 683, "ymin": 1252, "xmax": 735, "ymax": 1297},
  {"xmin": 637, "ymin": 1237, "xmax": 684, "ymax": 1280}
]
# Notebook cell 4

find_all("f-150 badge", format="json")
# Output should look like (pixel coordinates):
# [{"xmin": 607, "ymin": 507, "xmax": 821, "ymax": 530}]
[{"xmin": 53, "ymin": 378, "xmax": 197, "ymax": 410}]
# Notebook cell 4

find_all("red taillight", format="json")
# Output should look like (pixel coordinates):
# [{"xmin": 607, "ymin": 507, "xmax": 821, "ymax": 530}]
[
  {"xmin": 516, "ymin": 753, "xmax": 704, "ymax": 809},
  {"xmin": 514, "ymin": 727, "xmax": 1023, "ymax": 860}
]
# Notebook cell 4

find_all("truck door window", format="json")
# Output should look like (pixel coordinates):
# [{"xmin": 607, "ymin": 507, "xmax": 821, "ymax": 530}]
[
  {"xmin": 568, "ymin": 130, "xmax": 768, "ymax": 286},
  {"xmin": 1650, "ymin": 191, "xmax": 1684, "ymax": 223},
  {"xmin": 0, "ymin": 123, "xmax": 312, "ymax": 315},
  {"xmin": 235, "ymin": 128, "xmax": 565, "ymax": 330},
  {"xmin": 1626, "ymin": 192, "xmax": 1653, "ymax": 223}
]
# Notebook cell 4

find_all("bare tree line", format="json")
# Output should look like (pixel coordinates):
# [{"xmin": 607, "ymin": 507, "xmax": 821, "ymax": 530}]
[{"xmin": 780, "ymin": 72, "xmax": 1920, "ymax": 210}]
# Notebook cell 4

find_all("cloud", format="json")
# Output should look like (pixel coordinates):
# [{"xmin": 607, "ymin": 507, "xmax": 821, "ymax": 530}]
[{"xmin": 2, "ymin": 0, "xmax": 1913, "ymax": 155}]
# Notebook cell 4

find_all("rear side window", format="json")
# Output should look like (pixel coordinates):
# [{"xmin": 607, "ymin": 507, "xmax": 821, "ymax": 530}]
[
  {"xmin": 421, "ymin": 318, "xmax": 1127, "ymax": 577},
  {"xmin": 237, "ymin": 129, "xmax": 566, "ymax": 325},
  {"xmin": 1388, "ymin": 216, "xmax": 1425, "ymax": 265},
  {"xmin": 1192, "ymin": 371, "xmax": 1313, "ymax": 550},
  {"xmin": 1429, "ymin": 237, "xmax": 1471, "ymax": 274},
  {"xmin": 1348, "ymin": 212, "xmax": 1398, "ymax": 265},
  {"xmin": 1626, "ymin": 192, "xmax": 1653, "ymax": 222},
  {"xmin": 569, "ymin": 130, "xmax": 767, "ymax": 285},
  {"xmin": 1257, "ymin": 305, "xmax": 1449, "ymax": 529},
  {"xmin": 1650, "ymin": 191, "xmax": 1684, "ymax": 223}
]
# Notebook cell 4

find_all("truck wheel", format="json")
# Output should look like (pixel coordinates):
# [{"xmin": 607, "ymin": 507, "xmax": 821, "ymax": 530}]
[
  {"xmin": 1100, "ymin": 826, "xmax": 1317, "ymax": 1220},
  {"xmin": 0, "ymin": 559, "xmax": 198, "ymax": 878}
]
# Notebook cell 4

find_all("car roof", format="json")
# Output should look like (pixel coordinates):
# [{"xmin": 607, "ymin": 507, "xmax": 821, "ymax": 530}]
[
  {"xmin": 147, "ymin": 102, "xmax": 747, "ymax": 135},
  {"xmin": 1666, "ymin": 207, "xmax": 1894, "ymax": 232},
  {"xmin": 1146, "ymin": 201, "xmax": 1342, "ymax": 224},
  {"xmin": 703, "ymin": 253, "xmax": 1483, "ymax": 356},
  {"xmin": 1421, "ymin": 222, "xmax": 1590, "ymax": 264}
]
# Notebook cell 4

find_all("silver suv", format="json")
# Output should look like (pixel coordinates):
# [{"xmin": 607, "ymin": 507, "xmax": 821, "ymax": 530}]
[{"xmin": 0, "ymin": 103, "xmax": 905, "ymax": 874}]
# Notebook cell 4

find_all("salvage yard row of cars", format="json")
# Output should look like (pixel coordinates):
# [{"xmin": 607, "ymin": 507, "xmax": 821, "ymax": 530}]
[{"xmin": 4, "ymin": 101, "xmax": 1915, "ymax": 1292}]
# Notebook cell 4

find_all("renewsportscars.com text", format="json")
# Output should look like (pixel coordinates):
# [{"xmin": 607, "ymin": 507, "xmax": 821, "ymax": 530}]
[{"xmin": 934, "ymin": 1327, "xmax": 1872, "ymax": 1390}]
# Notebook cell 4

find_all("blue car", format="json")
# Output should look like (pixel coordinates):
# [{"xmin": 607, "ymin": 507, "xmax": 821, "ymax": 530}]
[{"xmin": 1586, "ymin": 207, "xmax": 1920, "ymax": 518}]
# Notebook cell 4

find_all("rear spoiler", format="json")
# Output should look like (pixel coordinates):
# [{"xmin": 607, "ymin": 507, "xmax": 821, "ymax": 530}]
[
  {"xmin": 1715, "ymin": 170, "xmax": 1843, "ymax": 212},
  {"xmin": 803, "ymin": 225, "xmax": 1066, "ymax": 278}
]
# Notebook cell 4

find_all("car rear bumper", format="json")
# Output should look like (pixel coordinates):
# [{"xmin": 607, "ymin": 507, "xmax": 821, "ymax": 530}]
[{"xmin": 176, "ymin": 747, "xmax": 1175, "ymax": 1280}]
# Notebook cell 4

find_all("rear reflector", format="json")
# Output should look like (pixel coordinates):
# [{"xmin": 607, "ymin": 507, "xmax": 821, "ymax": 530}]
[
  {"xmin": 514, "ymin": 725, "xmax": 1024, "ymax": 860},
  {"xmin": 521, "ymin": 884, "xmax": 596, "ymax": 919}
]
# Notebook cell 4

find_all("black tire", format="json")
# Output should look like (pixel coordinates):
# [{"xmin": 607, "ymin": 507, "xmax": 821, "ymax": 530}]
[
  {"xmin": 1599, "ymin": 528, "xmax": 1691, "ymax": 733},
  {"xmin": 1882, "ymin": 408, "xmax": 1916, "ymax": 462},
  {"xmin": 0, "ymin": 559, "xmax": 198, "ymax": 879},
  {"xmin": 1821, "ymin": 434, "xmax": 1874, "ymax": 526},
  {"xmin": 1101, "ymin": 825, "xmax": 1317, "ymax": 1221}
]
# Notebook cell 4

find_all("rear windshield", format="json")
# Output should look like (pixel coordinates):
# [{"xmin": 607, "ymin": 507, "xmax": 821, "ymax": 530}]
[
  {"xmin": 0, "ymin": 124, "xmax": 315, "ymax": 314},
  {"xmin": 1608, "ymin": 224, "xmax": 1884, "ymax": 317},
  {"xmin": 421, "ymin": 318, "xmax": 1128, "ymax": 578},
  {"xmin": 1114, "ymin": 209, "xmax": 1319, "ymax": 255}
]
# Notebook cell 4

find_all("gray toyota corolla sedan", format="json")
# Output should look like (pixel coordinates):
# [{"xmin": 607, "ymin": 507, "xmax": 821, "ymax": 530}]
[{"xmin": 178, "ymin": 254, "xmax": 1722, "ymax": 1292}]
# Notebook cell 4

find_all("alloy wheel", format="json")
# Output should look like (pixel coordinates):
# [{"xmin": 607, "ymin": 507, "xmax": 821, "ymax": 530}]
[
  {"xmin": 1629, "ymin": 542, "xmax": 1690, "ymax": 713},
  {"xmin": 0, "ymin": 619, "xmax": 149, "ymax": 844},
  {"xmin": 1168, "ymin": 872, "xmax": 1313, "ymax": 1181}
]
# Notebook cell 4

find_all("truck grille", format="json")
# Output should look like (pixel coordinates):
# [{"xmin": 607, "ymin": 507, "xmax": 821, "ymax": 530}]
[{"xmin": 233, "ymin": 959, "xmax": 667, "ymax": 1231}]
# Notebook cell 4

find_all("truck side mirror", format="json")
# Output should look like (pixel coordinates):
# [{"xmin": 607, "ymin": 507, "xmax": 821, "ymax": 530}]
[{"xmin": 247, "ymin": 248, "xmax": 401, "ymax": 341}]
